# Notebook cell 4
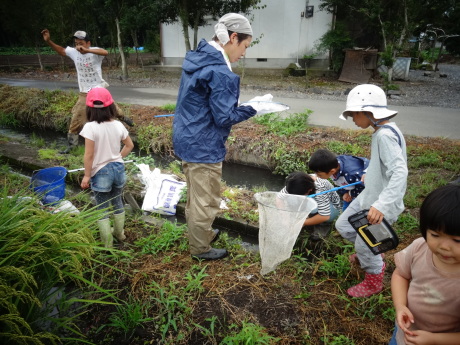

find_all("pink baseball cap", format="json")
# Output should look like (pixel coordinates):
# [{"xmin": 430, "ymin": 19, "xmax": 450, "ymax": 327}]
[{"xmin": 86, "ymin": 87, "xmax": 114, "ymax": 108}]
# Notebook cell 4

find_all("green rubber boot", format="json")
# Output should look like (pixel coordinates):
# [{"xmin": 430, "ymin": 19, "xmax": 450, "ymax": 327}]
[
  {"xmin": 113, "ymin": 212, "xmax": 126, "ymax": 241},
  {"xmin": 97, "ymin": 218, "xmax": 113, "ymax": 248}
]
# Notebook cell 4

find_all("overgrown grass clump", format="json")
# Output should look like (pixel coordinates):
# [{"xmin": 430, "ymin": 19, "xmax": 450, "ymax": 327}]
[
  {"xmin": 0, "ymin": 85, "xmax": 76, "ymax": 132},
  {"xmin": 0, "ymin": 170, "xmax": 124, "ymax": 345}
]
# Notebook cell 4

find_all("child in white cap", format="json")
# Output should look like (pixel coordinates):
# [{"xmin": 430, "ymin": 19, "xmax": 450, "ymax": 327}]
[
  {"xmin": 173, "ymin": 13, "xmax": 257, "ymax": 260},
  {"xmin": 335, "ymin": 84, "xmax": 408, "ymax": 297}
]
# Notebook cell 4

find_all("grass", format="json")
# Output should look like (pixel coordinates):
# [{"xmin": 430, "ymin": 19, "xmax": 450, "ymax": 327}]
[
  {"xmin": 0, "ymin": 83, "xmax": 459, "ymax": 344},
  {"xmin": 0, "ymin": 173, "xmax": 125, "ymax": 345},
  {"xmin": 0, "ymin": 155, "xmax": 455, "ymax": 344},
  {"xmin": 251, "ymin": 110, "xmax": 311, "ymax": 136}
]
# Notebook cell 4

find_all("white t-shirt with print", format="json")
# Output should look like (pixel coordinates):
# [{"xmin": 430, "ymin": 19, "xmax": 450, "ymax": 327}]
[
  {"xmin": 79, "ymin": 120, "xmax": 128, "ymax": 177},
  {"xmin": 65, "ymin": 46, "xmax": 108, "ymax": 93}
]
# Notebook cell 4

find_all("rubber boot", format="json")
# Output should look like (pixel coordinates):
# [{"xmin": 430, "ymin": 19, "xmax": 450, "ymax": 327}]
[
  {"xmin": 97, "ymin": 218, "xmax": 113, "ymax": 248},
  {"xmin": 347, "ymin": 262, "xmax": 386, "ymax": 298},
  {"xmin": 113, "ymin": 212, "xmax": 126, "ymax": 241},
  {"xmin": 60, "ymin": 133, "xmax": 79, "ymax": 154}
]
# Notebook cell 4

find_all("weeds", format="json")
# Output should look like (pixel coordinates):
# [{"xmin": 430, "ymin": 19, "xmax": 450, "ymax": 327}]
[
  {"xmin": 103, "ymin": 296, "xmax": 153, "ymax": 339},
  {"xmin": 326, "ymin": 141, "xmax": 365, "ymax": 156},
  {"xmin": 0, "ymin": 111, "xmax": 21, "ymax": 127},
  {"xmin": 317, "ymin": 253, "xmax": 351, "ymax": 279},
  {"xmin": 134, "ymin": 220, "xmax": 187, "ymax": 255},
  {"xmin": 251, "ymin": 111, "xmax": 311, "ymax": 137},
  {"xmin": 220, "ymin": 321, "xmax": 281, "ymax": 344},
  {"xmin": 148, "ymin": 280, "xmax": 190, "ymax": 342},
  {"xmin": 272, "ymin": 141, "xmax": 309, "ymax": 175},
  {"xmin": 159, "ymin": 103, "xmax": 176, "ymax": 113},
  {"xmin": 136, "ymin": 123, "xmax": 173, "ymax": 154}
]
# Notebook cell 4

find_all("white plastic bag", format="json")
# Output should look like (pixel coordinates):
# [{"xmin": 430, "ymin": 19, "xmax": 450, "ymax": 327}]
[
  {"xmin": 136, "ymin": 164, "xmax": 186, "ymax": 215},
  {"xmin": 255, "ymin": 192, "xmax": 317, "ymax": 275},
  {"xmin": 240, "ymin": 94, "xmax": 290, "ymax": 115},
  {"xmin": 41, "ymin": 199, "xmax": 80, "ymax": 215}
]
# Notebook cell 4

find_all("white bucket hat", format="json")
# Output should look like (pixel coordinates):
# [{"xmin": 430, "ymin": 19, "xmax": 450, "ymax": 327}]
[{"xmin": 339, "ymin": 84, "xmax": 398, "ymax": 120}]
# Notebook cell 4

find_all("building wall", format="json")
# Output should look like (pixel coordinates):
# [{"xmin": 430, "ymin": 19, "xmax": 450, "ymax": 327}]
[{"xmin": 160, "ymin": 0, "xmax": 333, "ymax": 69}]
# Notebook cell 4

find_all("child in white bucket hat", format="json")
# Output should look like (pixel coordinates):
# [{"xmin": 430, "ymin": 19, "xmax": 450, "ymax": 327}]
[{"xmin": 335, "ymin": 84, "xmax": 408, "ymax": 297}]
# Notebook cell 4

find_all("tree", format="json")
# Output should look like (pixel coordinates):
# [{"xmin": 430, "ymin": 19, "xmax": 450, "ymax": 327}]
[
  {"xmin": 159, "ymin": 0, "xmax": 264, "ymax": 52},
  {"xmin": 318, "ymin": 0, "xmax": 460, "ymax": 81}
]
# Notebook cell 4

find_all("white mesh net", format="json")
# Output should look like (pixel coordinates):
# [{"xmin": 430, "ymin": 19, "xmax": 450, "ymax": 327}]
[{"xmin": 255, "ymin": 192, "xmax": 317, "ymax": 275}]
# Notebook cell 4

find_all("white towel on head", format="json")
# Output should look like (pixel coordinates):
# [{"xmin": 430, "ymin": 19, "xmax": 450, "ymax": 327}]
[{"xmin": 214, "ymin": 13, "xmax": 253, "ymax": 45}]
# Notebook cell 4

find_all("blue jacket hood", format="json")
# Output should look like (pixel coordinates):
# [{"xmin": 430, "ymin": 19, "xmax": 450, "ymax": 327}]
[{"xmin": 182, "ymin": 39, "xmax": 226, "ymax": 74}]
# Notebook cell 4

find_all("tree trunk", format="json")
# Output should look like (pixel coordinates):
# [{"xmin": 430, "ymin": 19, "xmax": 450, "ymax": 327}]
[
  {"xmin": 116, "ymin": 17, "xmax": 128, "ymax": 80},
  {"xmin": 131, "ymin": 30, "xmax": 140, "ymax": 66},
  {"xmin": 378, "ymin": 15, "xmax": 392, "ymax": 82},
  {"xmin": 179, "ymin": 0, "xmax": 191, "ymax": 51},
  {"xmin": 192, "ymin": 9, "xmax": 201, "ymax": 50},
  {"xmin": 434, "ymin": 40, "xmax": 444, "ymax": 72},
  {"xmin": 35, "ymin": 45, "xmax": 44, "ymax": 71}
]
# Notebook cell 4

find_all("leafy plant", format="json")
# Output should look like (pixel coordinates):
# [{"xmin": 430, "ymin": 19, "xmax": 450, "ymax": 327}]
[
  {"xmin": 134, "ymin": 220, "xmax": 187, "ymax": 255},
  {"xmin": 316, "ymin": 21, "xmax": 353, "ymax": 73},
  {"xmin": 0, "ymin": 111, "xmax": 21, "ymax": 128},
  {"xmin": 272, "ymin": 142, "xmax": 309, "ymax": 175},
  {"xmin": 38, "ymin": 148, "xmax": 65, "ymax": 161},
  {"xmin": 193, "ymin": 316, "xmax": 218, "ymax": 340},
  {"xmin": 326, "ymin": 141, "xmax": 365, "ymax": 156},
  {"xmin": 317, "ymin": 252, "xmax": 351, "ymax": 278},
  {"xmin": 252, "ymin": 111, "xmax": 311, "ymax": 137},
  {"xmin": 183, "ymin": 265, "xmax": 209, "ymax": 294},
  {"xmin": 148, "ymin": 280, "xmax": 190, "ymax": 342},
  {"xmin": 159, "ymin": 103, "xmax": 176, "ymax": 112},
  {"xmin": 321, "ymin": 333, "xmax": 355, "ymax": 345},
  {"xmin": 349, "ymin": 292, "xmax": 394, "ymax": 321},
  {"xmin": 220, "ymin": 321, "xmax": 280, "ymax": 344},
  {"xmin": 103, "ymin": 296, "xmax": 153, "ymax": 339},
  {"xmin": 136, "ymin": 123, "xmax": 173, "ymax": 154}
]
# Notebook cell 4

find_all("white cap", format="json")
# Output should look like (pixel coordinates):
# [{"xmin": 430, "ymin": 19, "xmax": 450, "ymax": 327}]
[
  {"xmin": 340, "ymin": 84, "xmax": 398, "ymax": 120},
  {"xmin": 73, "ymin": 31, "xmax": 88, "ymax": 40}
]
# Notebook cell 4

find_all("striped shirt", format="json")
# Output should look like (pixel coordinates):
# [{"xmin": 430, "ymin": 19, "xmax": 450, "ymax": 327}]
[{"xmin": 280, "ymin": 175, "xmax": 341, "ymax": 217}]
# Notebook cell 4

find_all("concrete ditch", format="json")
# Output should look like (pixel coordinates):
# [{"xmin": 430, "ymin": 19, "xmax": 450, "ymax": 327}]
[{"xmin": 0, "ymin": 135, "xmax": 260, "ymax": 240}]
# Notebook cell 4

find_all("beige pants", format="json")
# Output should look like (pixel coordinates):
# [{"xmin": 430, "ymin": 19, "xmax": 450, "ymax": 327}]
[
  {"xmin": 183, "ymin": 161, "xmax": 222, "ymax": 255},
  {"xmin": 69, "ymin": 92, "xmax": 125, "ymax": 134}
]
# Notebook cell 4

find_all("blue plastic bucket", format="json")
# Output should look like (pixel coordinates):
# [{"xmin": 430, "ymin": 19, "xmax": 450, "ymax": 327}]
[{"xmin": 30, "ymin": 167, "xmax": 67, "ymax": 205}]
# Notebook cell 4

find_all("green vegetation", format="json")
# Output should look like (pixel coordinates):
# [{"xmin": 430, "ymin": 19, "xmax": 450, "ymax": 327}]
[
  {"xmin": 159, "ymin": 103, "xmax": 176, "ymax": 113},
  {"xmin": 136, "ymin": 123, "xmax": 173, "ymax": 155},
  {"xmin": 220, "ymin": 321, "xmax": 281, "ymax": 344},
  {"xmin": 251, "ymin": 110, "xmax": 311, "ymax": 137},
  {"xmin": 0, "ymin": 173, "xmax": 121, "ymax": 345},
  {"xmin": 0, "ymin": 82, "xmax": 459, "ymax": 344}
]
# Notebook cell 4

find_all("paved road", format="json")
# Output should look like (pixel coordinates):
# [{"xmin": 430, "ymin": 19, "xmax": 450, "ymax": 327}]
[{"xmin": 1, "ymin": 77, "xmax": 459, "ymax": 139}]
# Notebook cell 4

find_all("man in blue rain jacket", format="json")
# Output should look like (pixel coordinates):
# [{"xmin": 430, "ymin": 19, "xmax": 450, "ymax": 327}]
[{"xmin": 173, "ymin": 13, "xmax": 256, "ymax": 261}]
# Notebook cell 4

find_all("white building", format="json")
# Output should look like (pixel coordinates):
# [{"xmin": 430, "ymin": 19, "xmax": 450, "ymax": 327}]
[{"xmin": 160, "ymin": 0, "xmax": 333, "ymax": 70}]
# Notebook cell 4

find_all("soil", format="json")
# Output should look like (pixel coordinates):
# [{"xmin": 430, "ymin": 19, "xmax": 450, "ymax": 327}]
[{"xmin": 1, "ymin": 64, "xmax": 459, "ymax": 345}]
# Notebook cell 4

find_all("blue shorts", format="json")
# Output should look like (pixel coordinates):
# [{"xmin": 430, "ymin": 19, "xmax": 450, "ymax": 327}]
[{"xmin": 91, "ymin": 162, "xmax": 126, "ymax": 192}]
